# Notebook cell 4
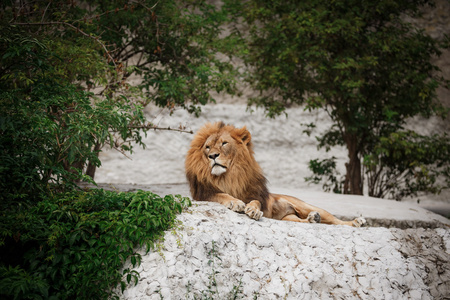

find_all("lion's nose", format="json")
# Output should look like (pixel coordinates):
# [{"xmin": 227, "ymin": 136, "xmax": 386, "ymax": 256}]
[{"xmin": 208, "ymin": 153, "xmax": 220, "ymax": 160}]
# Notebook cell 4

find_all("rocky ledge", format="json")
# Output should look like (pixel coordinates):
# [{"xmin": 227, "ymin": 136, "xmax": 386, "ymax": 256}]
[{"xmin": 117, "ymin": 199, "xmax": 450, "ymax": 300}]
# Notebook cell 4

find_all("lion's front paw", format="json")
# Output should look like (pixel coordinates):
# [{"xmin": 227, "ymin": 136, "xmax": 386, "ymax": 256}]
[
  {"xmin": 307, "ymin": 211, "xmax": 321, "ymax": 223},
  {"xmin": 244, "ymin": 204, "xmax": 263, "ymax": 221},
  {"xmin": 226, "ymin": 200, "xmax": 246, "ymax": 213},
  {"xmin": 353, "ymin": 217, "xmax": 366, "ymax": 227}
]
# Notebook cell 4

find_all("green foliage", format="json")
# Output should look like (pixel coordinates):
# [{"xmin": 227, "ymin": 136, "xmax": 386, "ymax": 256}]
[
  {"xmin": 204, "ymin": 240, "xmax": 222, "ymax": 299},
  {"xmin": 223, "ymin": 0, "xmax": 450, "ymax": 198},
  {"xmin": 305, "ymin": 157, "xmax": 344, "ymax": 194},
  {"xmin": 0, "ymin": 34, "xmax": 147, "ymax": 202},
  {"xmin": 0, "ymin": 189, "xmax": 191, "ymax": 299},
  {"xmin": 1, "ymin": 0, "xmax": 238, "ymax": 114},
  {"xmin": 140, "ymin": 1, "xmax": 238, "ymax": 116},
  {"xmin": 0, "ymin": 26, "xmax": 109, "ymax": 91},
  {"xmin": 364, "ymin": 131, "xmax": 450, "ymax": 200}
]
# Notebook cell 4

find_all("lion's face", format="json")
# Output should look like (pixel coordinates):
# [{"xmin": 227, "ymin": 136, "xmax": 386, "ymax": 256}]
[
  {"xmin": 203, "ymin": 131, "xmax": 236, "ymax": 176},
  {"xmin": 186, "ymin": 122, "xmax": 268, "ymax": 202},
  {"xmin": 186, "ymin": 121, "xmax": 255, "ymax": 182}
]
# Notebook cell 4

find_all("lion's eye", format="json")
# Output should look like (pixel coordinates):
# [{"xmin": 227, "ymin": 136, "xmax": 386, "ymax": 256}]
[
  {"xmin": 222, "ymin": 142, "xmax": 228, "ymax": 146},
  {"xmin": 205, "ymin": 145, "xmax": 210, "ymax": 150}
]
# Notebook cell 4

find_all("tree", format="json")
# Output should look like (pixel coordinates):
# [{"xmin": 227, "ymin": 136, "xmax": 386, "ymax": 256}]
[
  {"xmin": 223, "ymin": 0, "xmax": 450, "ymax": 199},
  {"xmin": 1, "ymin": 0, "xmax": 237, "ymax": 180}
]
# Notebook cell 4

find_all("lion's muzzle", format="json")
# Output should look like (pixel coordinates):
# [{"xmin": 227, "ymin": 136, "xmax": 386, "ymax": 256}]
[{"xmin": 209, "ymin": 155, "xmax": 227, "ymax": 176}]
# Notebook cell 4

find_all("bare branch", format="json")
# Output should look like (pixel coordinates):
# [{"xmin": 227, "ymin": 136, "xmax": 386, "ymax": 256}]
[
  {"xmin": 139, "ymin": 1, "xmax": 160, "ymax": 11},
  {"xmin": 40, "ymin": 1, "xmax": 51, "ymax": 23},
  {"xmin": 112, "ymin": 144, "xmax": 133, "ymax": 160},
  {"xmin": 128, "ymin": 124, "xmax": 194, "ymax": 134}
]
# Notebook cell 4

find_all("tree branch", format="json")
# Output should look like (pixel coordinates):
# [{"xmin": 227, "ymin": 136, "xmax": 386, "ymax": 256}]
[{"xmin": 128, "ymin": 124, "xmax": 194, "ymax": 134}]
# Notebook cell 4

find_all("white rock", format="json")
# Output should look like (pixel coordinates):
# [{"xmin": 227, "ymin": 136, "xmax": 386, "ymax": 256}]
[{"xmin": 116, "ymin": 202, "xmax": 450, "ymax": 299}]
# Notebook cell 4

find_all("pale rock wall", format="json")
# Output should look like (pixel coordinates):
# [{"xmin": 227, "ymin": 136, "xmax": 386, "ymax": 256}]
[{"xmin": 118, "ymin": 202, "xmax": 450, "ymax": 300}]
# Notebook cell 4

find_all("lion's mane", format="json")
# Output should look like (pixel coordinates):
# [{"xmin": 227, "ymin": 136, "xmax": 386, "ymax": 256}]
[{"xmin": 185, "ymin": 122, "xmax": 269, "ymax": 210}]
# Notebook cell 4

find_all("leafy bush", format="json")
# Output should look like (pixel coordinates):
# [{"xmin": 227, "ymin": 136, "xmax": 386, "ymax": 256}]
[
  {"xmin": 306, "ymin": 132, "xmax": 450, "ymax": 200},
  {"xmin": 0, "ymin": 33, "xmax": 146, "ymax": 204},
  {"xmin": 305, "ymin": 157, "xmax": 344, "ymax": 194},
  {"xmin": 0, "ymin": 189, "xmax": 191, "ymax": 299},
  {"xmin": 364, "ymin": 131, "xmax": 450, "ymax": 200}
]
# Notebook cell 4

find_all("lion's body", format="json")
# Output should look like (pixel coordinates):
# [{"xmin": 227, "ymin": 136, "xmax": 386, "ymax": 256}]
[{"xmin": 185, "ymin": 122, "xmax": 365, "ymax": 227}]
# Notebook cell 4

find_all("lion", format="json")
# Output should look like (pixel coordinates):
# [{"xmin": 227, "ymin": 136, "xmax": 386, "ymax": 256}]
[{"xmin": 185, "ymin": 122, "xmax": 366, "ymax": 227}]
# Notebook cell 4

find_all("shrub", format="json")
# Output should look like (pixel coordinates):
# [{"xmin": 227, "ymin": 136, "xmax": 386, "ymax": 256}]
[
  {"xmin": 0, "ymin": 33, "xmax": 146, "ymax": 204},
  {"xmin": 305, "ymin": 157, "xmax": 344, "ymax": 194},
  {"xmin": 0, "ymin": 189, "xmax": 191, "ymax": 299}
]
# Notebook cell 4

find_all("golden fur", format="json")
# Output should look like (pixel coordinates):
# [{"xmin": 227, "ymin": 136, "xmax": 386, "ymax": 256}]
[{"xmin": 185, "ymin": 122, "xmax": 366, "ymax": 227}]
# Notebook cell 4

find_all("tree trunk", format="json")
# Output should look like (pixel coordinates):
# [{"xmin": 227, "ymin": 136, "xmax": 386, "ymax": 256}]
[
  {"xmin": 344, "ymin": 134, "xmax": 363, "ymax": 195},
  {"xmin": 63, "ymin": 160, "xmax": 84, "ymax": 183},
  {"xmin": 85, "ymin": 142, "xmax": 101, "ymax": 180}
]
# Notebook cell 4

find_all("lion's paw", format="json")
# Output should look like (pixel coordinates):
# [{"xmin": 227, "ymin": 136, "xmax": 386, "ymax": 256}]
[
  {"xmin": 226, "ymin": 200, "xmax": 246, "ymax": 213},
  {"xmin": 244, "ymin": 205, "xmax": 263, "ymax": 221},
  {"xmin": 307, "ymin": 211, "xmax": 321, "ymax": 223},
  {"xmin": 353, "ymin": 217, "xmax": 367, "ymax": 227}
]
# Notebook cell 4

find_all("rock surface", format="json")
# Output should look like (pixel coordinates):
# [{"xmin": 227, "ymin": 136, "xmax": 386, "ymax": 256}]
[
  {"xmin": 118, "ymin": 198, "xmax": 450, "ymax": 300},
  {"xmin": 87, "ymin": 182, "xmax": 450, "ymax": 229}
]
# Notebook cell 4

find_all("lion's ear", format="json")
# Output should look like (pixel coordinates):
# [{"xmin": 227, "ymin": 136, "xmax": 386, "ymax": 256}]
[{"xmin": 234, "ymin": 126, "xmax": 252, "ymax": 145}]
